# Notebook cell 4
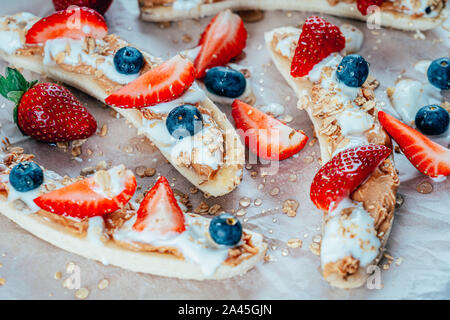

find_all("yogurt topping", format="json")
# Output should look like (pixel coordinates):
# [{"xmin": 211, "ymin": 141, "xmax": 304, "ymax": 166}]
[
  {"xmin": 114, "ymin": 213, "xmax": 231, "ymax": 276},
  {"xmin": 172, "ymin": 0, "xmax": 202, "ymax": 11},
  {"xmin": 0, "ymin": 13, "xmax": 38, "ymax": 54},
  {"xmin": 321, "ymin": 198, "xmax": 381, "ymax": 267},
  {"xmin": 339, "ymin": 24, "xmax": 363, "ymax": 55}
]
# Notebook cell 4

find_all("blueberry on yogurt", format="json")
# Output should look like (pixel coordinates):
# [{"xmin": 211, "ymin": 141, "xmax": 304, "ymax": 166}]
[
  {"xmin": 166, "ymin": 104, "xmax": 203, "ymax": 139},
  {"xmin": 209, "ymin": 214, "xmax": 243, "ymax": 246},
  {"xmin": 427, "ymin": 57, "xmax": 449, "ymax": 90},
  {"xmin": 113, "ymin": 47, "xmax": 144, "ymax": 75},
  {"xmin": 9, "ymin": 161, "xmax": 44, "ymax": 192},
  {"xmin": 204, "ymin": 67, "xmax": 246, "ymax": 98},
  {"xmin": 415, "ymin": 104, "xmax": 449, "ymax": 135},
  {"xmin": 336, "ymin": 54, "xmax": 369, "ymax": 88}
]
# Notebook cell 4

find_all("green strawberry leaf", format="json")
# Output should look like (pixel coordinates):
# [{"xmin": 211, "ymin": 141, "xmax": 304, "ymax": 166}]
[
  {"xmin": 6, "ymin": 91, "xmax": 24, "ymax": 105},
  {"xmin": 0, "ymin": 68, "xmax": 36, "ymax": 103}
]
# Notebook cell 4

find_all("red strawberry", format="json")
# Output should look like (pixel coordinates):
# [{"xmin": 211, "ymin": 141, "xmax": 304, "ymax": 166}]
[
  {"xmin": 133, "ymin": 176, "xmax": 186, "ymax": 234},
  {"xmin": 290, "ymin": 16, "xmax": 345, "ymax": 78},
  {"xmin": 53, "ymin": 0, "xmax": 113, "ymax": 15},
  {"xmin": 194, "ymin": 10, "xmax": 247, "ymax": 78},
  {"xmin": 34, "ymin": 166, "xmax": 137, "ymax": 218},
  {"xmin": 0, "ymin": 68, "xmax": 97, "ymax": 143},
  {"xmin": 231, "ymin": 99, "xmax": 308, "ymax": 161},
  {"xmin": 25, "ymin": 6, "xmax": 107, "ymax": 44},
  {"xmin": 356, "ymin": 0, "xmax": 385, "ymax": 15},
  {"xmin": 310, "ymin": 144, "xmax": 391, "ymax": 212},
  {"xmin": 105, "ymin": 55, "xmax": 196, "ymax": 108},
  {"xmin": 378, "ymin": 111, "xmax": 450, "ymax": 177}
]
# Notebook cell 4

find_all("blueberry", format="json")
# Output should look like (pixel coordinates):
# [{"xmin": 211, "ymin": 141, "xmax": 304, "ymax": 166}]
[
  {"xmin": 166, "ymin": 105, "xmax": 203, "ymax": 139},
  {"xmin": 113, "ymin": 47, "xmax": 144, "ymax": 75},
  {"xmin": 209, "ymin": 214, "xmax": 243, "ymax": 246},
  {"xmin": 9, "ymin": 161, "xmax": 44, "ymax": 192},
  {"xmin": 415, "ymin": 104, "xmax": 449, "ymax": 135},
  {"xmin": 336, "ymin": 54, "xmax": 369, "ymax": 88},
  {"xmin": 427, "ymin": 57, "xmax": 449, "ymax": 90},
  {"xmin": 204, "ymin": 67, "xmax": 246, "ymax": 98}
]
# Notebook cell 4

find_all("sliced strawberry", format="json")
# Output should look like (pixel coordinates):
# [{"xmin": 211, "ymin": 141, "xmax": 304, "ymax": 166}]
[
  {"xmin": 34, "ymin": 166, "xmax": 137, "ymax": 218},
  {"xmin": 105, "ymin": 55, "xmax": 196, "ymax": 108},
  {"xmin": 53, "ymin": 0, "xmax": 113, "ymax": 15},
  {"xmin": 290, "ymin": 16, "xmax": 345, "ymax": 78},
  {"xmin": 194, "ymin": 10, "xmax": 247, "ymax": 78},
  {"xmin": 25, "ymin": 6, "xmax": 108, "ymax": 44},
  {"xmin": 310, "ymin": 144, "xmax": 391, "ymax": 212},
  {"xmin": 231, "ymin": 99, "xmax": 308, "ymax": 161},
  {"xmin": 133, "ymin": 176, "xmax": 186, "ymax": 234},
  {"xmin": 378, "ymin": 111, "xmax": 450, "ymax": 177},
  {"xmin": 356, "ymin": 0, "xmax": 385, "ymax": 15}
]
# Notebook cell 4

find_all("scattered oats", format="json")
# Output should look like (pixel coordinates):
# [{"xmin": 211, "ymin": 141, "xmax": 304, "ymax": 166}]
[
  {"xmin": 303, "ymin": 156, "xmax": 314, "ymax": 163},
  {"xmin": 0, "ymin": 263, "xmax": 2, "ymax": 268},
  {"xmin": 250, "ymin": 171, "xmax": 258, "ymax": 178},
  {"xmin": 384, "ymin": 253, "xmax": 394, "ymax": 261},
  {"xmin": 312, "ymin": 234, "xmax": 322, "ymax": 243},
  {"xmin": 135, "ymin": 166, "xmax": 147, "ymax": 178},
  {"xmin": 254, "ymin": 198, "xmax": 262, "ymax": 206},
  {"xmin": 281, "ymin": 248, "xmax": 289, "ymax": 256},
  {"xmin": 289, "ymin": 174, "xmax": 297, "ymax": 182},
  {"xmin": 98, "ymin": 279, "xmax": 109, "ymax": 290},
  {"xmin": 194, "ymin": 201, "xmax": 209, "ymax": 214},
  {"xmin": 208, "ymin": 204, "xmax": 221, "ymax": 215},
  {"xmin": 239, "ymin": 197, "xmax": 251, "ymax": 207},
  {"xmin": 189, "ymin": 187, "xmax": 198, "ymax": 194},
  {"xmin": 309, "ymin": 242, "xmax": 320, "ymax": 256},
  {"xmin": 0, "ymin": 278, "xmax": 5, "ymax": 286},
  {"xmin": 270, "ymin": 187, "xmax": 280, "ymax": 196},
  {"xmin": 124, "ymin": 145, "xmax": 133, "ymax": 153},
  {"xmin": 383, "ymin": 264, "xmax": 390, "ymax": 270},
  {"xmin": 264, "ymin": 255, "xmax": 276, "ymax": 262},
  {"xmin": 71, "ymin": 146, "xmax": 81, "ymax": 157},
  {"xmin": 287, "ymin": 238, "xmax": 303, "ymax": 248},
  {"xmin": 80, "ymin": 166, "xmax": 95, "ymax": 176},
  {"xmin": 62, "ymin": 277, "xmax": 72, "ymax": 288},
  {"xmin": 96, "ymin": 161, "xmax": 107, "ymax": 171},
  {"xmin": 395, "ymin": 257, "xmax": 403, "ymax": 266},
  {"xmin": 75, "ymin": 288, "xmax": 89, "ymax": 299},
  {"xmin": 54, "ymin": 272, "xmax": 62, "ymax": 280},
  {"xmin": 99, "ymin": 124, "xmax": 108, "ymax": 137},
  {"xmin": 236, "ymin": 208, "xmax": 246, "ymax": 216},
  {"xmin": 282, "ymin": 199, "xmax": 299, "ymax": 217},
  {"xmin": 308, "ymin": 138, "xmax": 317, "ymax": 146},
  {"xmin": 416, "ymin": 181, "xmax": 433, "ymax": 194},
  {"xmin": 182, "ymin": 34, "xmax": 192, "ymax": 43}
]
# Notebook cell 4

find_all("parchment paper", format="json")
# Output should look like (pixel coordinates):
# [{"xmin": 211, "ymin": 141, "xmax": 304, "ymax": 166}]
[{"xmin": 0, "ymin": 0, "xmax": 449, "ymax": 300}]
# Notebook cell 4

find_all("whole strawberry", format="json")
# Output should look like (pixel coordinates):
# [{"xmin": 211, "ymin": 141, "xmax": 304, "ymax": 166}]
[
  {"xmin": 291, "ymin": 16, "xmax": 345, "ymax": 78},
  {"xmin": 53, "ymin": 0, "xmax": 113, "ymax": 15},
  {"xmin": 356, "ymin": 0, "xmax": 385, "ymax": 15},
  {"xmin": 0, "ymin": 68, "xmax": 97, "ymax": 143}
]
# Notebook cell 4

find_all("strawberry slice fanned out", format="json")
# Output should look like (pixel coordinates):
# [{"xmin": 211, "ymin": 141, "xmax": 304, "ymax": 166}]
[
  {"xmin": 105, "ymin": 55, "xmax": 196, "ymax": 108},
  {"xmin": 378, "ymin": 111, "xmax": 450, "ymax": 177},
  {"xmin": 290, "ymin": 16, "xmax": 345, "ymax": 78},
  {"xmin": 133, "ymin": 176, "xmax": 186, "ymax": 234},
  {"xmin": 34, "ymin": 166, "xmax": 137, "ymax": 218},
  {"xmin": 194, "ymin": 10, "xmax": 247, "ymax": 78},
  {"xmin": 26, "ymin": 6, "xmax": 107, "ymax": 44},
  {"xmin": 231, "ymin": 99, "xmax": 308, "ymax": 161},
  {"xmin": 310, "ymin": 144, "xmax": 391, "ymax": 212}
]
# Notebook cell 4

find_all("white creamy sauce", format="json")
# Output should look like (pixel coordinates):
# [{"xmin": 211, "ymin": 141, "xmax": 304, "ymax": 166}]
[
  {"xmin": 91, "ymin": 165, "xmax": 129, "ymax": 199},
  {"xmin": 259, "ymin": 103, "xmax": 285, "ymax": 118},
  {"xmin": 140, "ymin": 83, "xmax": 223, "ymax": 171},
  {"xmin": 321, "ymin": 198, "xmax": 380, "ymax": 267},
  {"xmin": 398, "ymin": 0, "xmax": 439, "ymax": 17},
  {"xmin": 391, "ymin": 79, "xmax": 442, "ymax": 126},
  {"xmin": 114, "ymin": 213, "xmax": 231, "ymax": 276},
  {"xmin": 43, "ymin": 38, "xmax": 139, "ymax": 84},
  {"xmin": 3, "ymin": 169, "xmax": 63, "ymax": 215},
  {"xmin": 172, "ymin": 0, "xmax": 202, "ymax": 11},
  {"xmin": 275, "ymin": 32, "xmax": 300, "ymax": 60},
  {"xmin": 0, "ymin": 12, "xmax": 38, "ymax": 54},
  {"xmin": 340, "ymin": 24, "xmax": 364, "ymax": 55}
]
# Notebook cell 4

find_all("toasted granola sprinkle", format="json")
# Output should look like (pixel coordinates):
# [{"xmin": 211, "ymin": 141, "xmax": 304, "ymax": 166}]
[
  {"xmin": 309, "ymin": 242, "xmax": 320, "ymax": 256},
  {"xmin": 96, "ymin": 161, "xmax": 107, "ymax": 171},
  {"xmin": 287, "ymin": 238, "xmax": 303, "ymax": 248},
  {"xmin": 0, "ymin": 278, "xmax": 5, "ymax": 286},
  {"xmin": 208, "ymin": 204, "xmax": 221, "ymax": 215},
  {"xmin": 282, "ymin": 199, "xmax": 299, "ymax": 217},
  {"xmin": 98, "ymin": 279, "xmax": 109, "ymax": 290},
  {"xmin": 99, "ymin": 124, "xmax": 108, "ymax": 137},
  {"xmin": 54, "ymin": 272, "xmax": 62, "ymax": 280},
  {"xmin": 194, "ymin": 201, "xmax": 209, "ymax": 214},
  {"xmin": 416, "ymin": 181, "xmax": 433, "ymax": 194},
  {"xmin": 75, "ymin": 288, "xmax": 89, "ymax": 300},
  {"xmin": 80, "ymin": 167, "xmax": 95, "ymax": 176}
]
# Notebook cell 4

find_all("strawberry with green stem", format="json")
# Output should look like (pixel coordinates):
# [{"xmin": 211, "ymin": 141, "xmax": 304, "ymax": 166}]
[{"xmin": 0, "ymin": 68, "xmax": 97, "ymax": 143}]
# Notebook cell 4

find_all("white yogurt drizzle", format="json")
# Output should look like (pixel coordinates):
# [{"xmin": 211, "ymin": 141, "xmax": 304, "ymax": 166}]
[
  {"xmin": 172, "ymin": 0, "xmax": 202, "ymax": 11},
  {"xmin": 113, "ymin": 213, "xmax": 232, "ymax": 276},
  {"xmin": 396, "ymin": 0, "xmax": 440, "ymax": 17},
  {"xmin": 0, "ymin": 13, "xmax": 38, "ymax": 54},
  {"xmin": 321, "ymin": 198, "xmax": 380, "ymax": 268}
]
